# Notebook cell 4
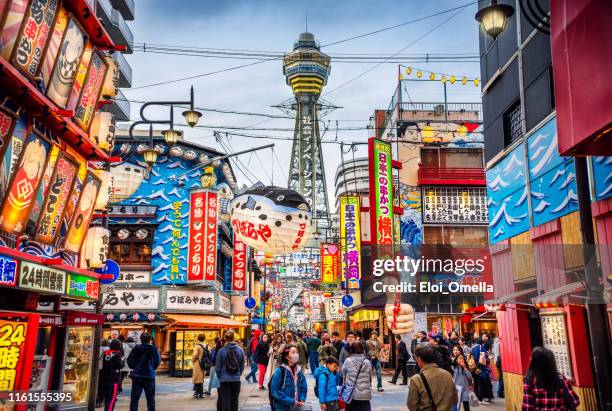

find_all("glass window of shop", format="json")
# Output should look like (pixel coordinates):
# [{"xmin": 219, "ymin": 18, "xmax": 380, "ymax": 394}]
[
  {"xmin": 61, "ymin": 327, "xmax": 94, "ymax": 406},
  {"xmin": 172, "ymin": 330, "xmax": 221, "ymax": 376}
]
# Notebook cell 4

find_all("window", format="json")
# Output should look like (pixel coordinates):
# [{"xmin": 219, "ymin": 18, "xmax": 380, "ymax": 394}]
[
  {"xmin": 504, "ymin": 100, "xmax": 523, "ymax": 146},
  {"xmin": 108, "ymin": 242, "xmax": 152, "ymax": 265}
]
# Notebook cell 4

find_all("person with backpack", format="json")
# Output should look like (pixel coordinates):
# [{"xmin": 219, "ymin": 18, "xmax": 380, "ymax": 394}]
[
  {"xmin": 192, "ymin": 334, "xmax": 210, "ymax": 399},
  {"xmin": 471, "ymin": 339, "xmax": 493, "ymax": 403},
  {"xmin": 269, "ymin": 345, "xmax": 308, "ymax": 411},
  {"xmin": 100, "ymin": 339, "xmax": 124, "ymax": 411},
  {"xmin": 127, "ymin": 332, "xmax": 161, "ymax": 411},
  {"xmin": 214, "ymin": 330, "xmax": 245, "ymax": 411},
  {"xmin": 314, "ymin": 357, "xmax": 340, "ymax": 411},
  {"xmin": 120, "ymin": 337, "xmax": 136, "ymax": 394},
  {"xmin": 304, "ymin": 332, "xmax": 321, "ymax": 374},
  {"xmin": 341, "ymin": 341, "xmax": 372, "ymax": 411},
  {"xmin": 407, "ymin": 344, "xmax": 457, "ymax": 411}
]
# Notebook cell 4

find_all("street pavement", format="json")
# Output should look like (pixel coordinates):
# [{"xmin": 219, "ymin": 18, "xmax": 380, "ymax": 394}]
[{"xmin": 111, "ymin": 369, "xmax": 507, "ymax": 410}]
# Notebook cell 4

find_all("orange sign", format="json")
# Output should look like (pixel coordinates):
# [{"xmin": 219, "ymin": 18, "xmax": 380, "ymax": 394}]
[{"xmin": 63, "ymin": 172, "xmax": 101, "ymax": 253}]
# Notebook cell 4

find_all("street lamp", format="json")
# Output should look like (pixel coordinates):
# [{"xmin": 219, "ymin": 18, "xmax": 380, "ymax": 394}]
[
  {"xmin": 142, "ymin": 125, "xmax": 158, "ymax": 166},
  {"xmin": 475, "ymin": 0, "xmax": 515, "ymax": 38}
]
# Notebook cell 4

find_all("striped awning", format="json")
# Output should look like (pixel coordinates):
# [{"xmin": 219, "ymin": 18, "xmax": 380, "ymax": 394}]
[
  {"xmin": 532, "ymin": 281, "xmax": 585, "ymax": 308},
  {"xmin": 484, "ymin": 287, "xmax": 538, "ymax": 310}
]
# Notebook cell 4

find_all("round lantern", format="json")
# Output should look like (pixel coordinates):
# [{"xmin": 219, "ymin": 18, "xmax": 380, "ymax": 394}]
[
  {"xmin": 269, "ymin": 311, "xmax": 280, "ymax": 321},
  {"xmin": 119, "ymin": 313, "xmax": 127, "ymax": 322},
  {"xmin": 183, "ymin": 150, "xmax": 197, "ymax": 160},
  {"xmin": 80, "ymin": 226, "xmax": 110, "ymax": 269},
  {"xmin": 230, "ymin": 186, "xmax": 312, "ymax": 253},
  {"xmin": 132, "ymin": 313, "xmax": 140, "ymax": 321},
  {"xmin": 147, "ymin": 313, "xmax": 156, "ymax": 322},
  {"xmin": 109, "ymin": 163, "xmax": 145, "ymax": 201},
  {"xmin": 385, "ymin": 303, "xmax": 415, "ymax": 335},
  {"xmin": 93, "ymin": 169, "xmax": 113, "ymax": 210},
  {"xmin": 106, "ymin": 313, "xmax": 114, "ymax": 322},
  {"xmin": 101, "ymin": 56, "xmax": 119, "ymax": 99},
  {"xmin": 89, "ymin": 112, "xmax": 116, "ymax": 153}
]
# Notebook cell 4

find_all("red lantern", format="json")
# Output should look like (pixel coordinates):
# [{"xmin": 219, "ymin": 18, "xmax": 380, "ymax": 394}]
[
  {"xmin": 106, "ymin": 313, "xmax": 114, "ymax": 322},
  {"xmin": 147, "ymin": 313, "xmax": 155, "ymax": 321},
  {"xmin": 132, "ymin": 313, "xmax": 140, "ymax": 321},
  {"xmin": 119, "ymin": 313, "xmax": 127, "ymax": 322}
]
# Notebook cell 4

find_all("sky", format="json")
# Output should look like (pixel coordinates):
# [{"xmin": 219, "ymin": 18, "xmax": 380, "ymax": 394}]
[{"xmin": 122, "ymin": 0, "xmax": 484, "ymax": 206}]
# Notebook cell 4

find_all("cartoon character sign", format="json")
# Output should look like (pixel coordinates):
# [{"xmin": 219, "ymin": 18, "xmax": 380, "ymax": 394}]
[
  {"xmin": 230, "ymin": 186, "xmax": 312, "ymax": 253},
  {"xmin": 217, "ymin": 182, "xmax": 234, "ymax": 223},
  {"xmin": 63, "ymin": 172, "xmax": 101, "ymax": 253}
]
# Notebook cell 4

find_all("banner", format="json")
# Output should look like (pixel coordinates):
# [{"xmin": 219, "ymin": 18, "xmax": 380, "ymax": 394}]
[
  {"xmin": 34, "ymin": 153, "xmax": 78, "ymax": 243},
  {"xmin": 232, "ymin": 235, "xmax": 247, "ymax": 292},
  {"xmin": 63, "ymin": 171, "xmax": 101, "ymax": 253},
  {"xmin": 187, "ymin": 190, "xmax": 206, "ymax": 282},
  {"xmin": 204, "ymin": 191, "xmax": 218, "ymax": 281},
  {"xmin": 74, "ymin": 52, "xmax": 107, "ymax": 130},
  {"xmin": 66, "ymin": 43, "xmax": 93, "ymax": 111},
  {"xmin": 368, "ymin": 138, "xmax": 394, "ymax": 247},
  {"xmin": 320, "ymin": 243, "xmax": 339, "ymax": 284},
  {"xmin": 0, "ymin": 318, "xmax": 28, "ymax": 391},
  {"xmin": 165, "ymin": 289, "xmax": 215, "ymax": 311},
  {"xmin": 40, "ymin": 6, "xmax": 68, "ymax": 87},
  {"xmin": 340, "ymin": 196, "xmax": 361, "ymax": 289},
  {"xmin": 67, "ymin": 273, "xmax": 99, "ymax": 300}
]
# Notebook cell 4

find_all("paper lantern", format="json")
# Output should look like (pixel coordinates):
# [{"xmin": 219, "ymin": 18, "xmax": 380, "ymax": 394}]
[
  {"xmin": 269, "ymin": 311, "xmax": 280, "ymax": 321},
  {"xmin": 93, "ymin": 170, "xmax": 113, "ymax": 210},
  {"xmin": 405, "ymin": 67, "xmax": 412, "ymax": 75},
  {"xmin": 119, "ymin": 313, "xmax": 127, "ymax": 322},
  {"xmin": 89, "ymin": 112, "xmax": 116, "ymax": 153},
  {"xmin": 230, "ymin": 186, "xmax": 312, "ymax": 253},
  {"xmin": 147, "ymin": 313, "xmax": 155, "ymax": 321},
  {"xmin": 101, "ymin": 56, "xmax": 119, "ymax": 99},
  {"xmin": 109, "ymin": 163, "xmax": 146, "ymax": 201},
  {"xmin": 132, "ymin": 313, "xmax": 140, "ymax": 321},
  {"xmin": 106, "ymin": 314, "xmax": 114, "ymax": 322},
  {"xmin": 385, "ymin": 303, "xmax": 415, "ymax": 335},
  {"xmin": 80, "ymin": 226, "xmax": 110, "ymax": 269}
]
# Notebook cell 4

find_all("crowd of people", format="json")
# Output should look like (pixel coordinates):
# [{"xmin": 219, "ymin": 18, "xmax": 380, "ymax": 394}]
[{"xmin": 94, "ymin": 328, "xmax": 581, "ymax": 411}]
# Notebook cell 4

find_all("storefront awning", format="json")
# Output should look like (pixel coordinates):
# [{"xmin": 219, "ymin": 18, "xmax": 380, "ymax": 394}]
[
  {"xmin": 164, "ymin": 314, "xmax": 247, "ymax": 328},
  {"xmin": 483, "ymin": 287, "xmax": 538, "ymax": 309},
  {"xmin": 532, "ymin": 282, "xmax": 585, "ymax": 308}
]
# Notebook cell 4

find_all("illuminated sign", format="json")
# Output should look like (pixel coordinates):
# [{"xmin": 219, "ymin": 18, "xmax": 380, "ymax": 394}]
[
  {"xmin": 369, "ymin": 138, "xmax": 394, "ymax": 247},
  {"xmin": 320, "ymin": 243, "xmax": 339, "ymax": 284},
  {"xmin": 0, "ymin": 255, "xmax": 18, "ymax": 287},
  {"xmin": 67, "ymin": 273, "xmax": 99, "ymax": 300},
  {"xmin": 187, "ymin": 190, "xmax": 206, "ymax": 282},
  {"xmin": 232, "ymin": 235, "xmax": 247, "ymax": 292},
  {"xmin": 18, "ymin": 262, "xmax": 65, "ymax": 294},
  {"xmin": 340, "ymin": 196, "xmax": 361, "ymax": 289},
  {"xmin": 63, "ymin": 171, "xmax": 101, "ymax": 253},
  {"xmin": 0, "ymin": 319, "xmax": 28, "ymax": 391},
  {"xmin": 74, "ymin": 52, "xmax": 107, "ymax": 130},
  {"xmin": 203, "ymin": 191, "xmax": 218, "ymax": 281}
]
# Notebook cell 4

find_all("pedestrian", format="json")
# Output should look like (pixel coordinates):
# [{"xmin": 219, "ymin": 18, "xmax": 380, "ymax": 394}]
[
  {"xmin": 389, "ymin": 335, "xmax": 408, "ymax": 385},
  {"xmin": 522, "ymin": 347, "xmax": 579, "ymax": 410},
  {"xmin": 331, "ymin": 331, "xmax": 345, "ymax": 359},
  {"xmin": 101, "ymin": 339, "xmax": 124, "ymax": 411},
  {"xmin": 453, "ymin": 354, "xmax": 473, "ymax": 411},
  {"xmin": 192, "ymin": 334, "xmax": 210, "ymax": 399},
  {"xmin": 447, "ymin": 331, "xmax": 460, "ymax": 347},
  {"xmin": 270, "ymin": 345, "xmax": 308, "ymax": 411},
  {"xmin": 341, "ymin": 341, "xmax": 372, "ymax": 411},
  {"xmin": 314, "ymin": 357, "xmax": 340, "ymax": 411},
  {"xmin": 451, "ymin": 345, "xmax": 462, "ymax": 362},
  {"xmin": 317, "ymin": 336, "xmax": 337, "ymax": 366},
  {"xmin": 471, "ymin": 339, "xmax": 494, "ymax": 403},
  {"xmin": 295, "ymin": 332, "xmax": 309, "ymax": 372},
  {"xmin": 205, "ymin": 337, "xmax": 222, "ymax": 396},
  {"xmin": 338, "ymin": 331, "xmax": 356, "ymax": 369},
  {"xmin": 496, "ymin": 354, "xmax": 504, "ymax": 398},
  {"xmin": 407, "ymin": 344, "xmax": 458, "ymax": 411},
  {"xmin": 97, "ymin": 339, "xmax": 111, "ymax": 407},
  {"xmin": 254, "ymin": 333, "xmax": 271, "ymax": 390},
  {"xmin": 365, "ymin": 331, "xmax": 383, "ymax": 392},
  {"xmin": 410, "ymin": 331, "xmax": 428, "ymax": 357},
  {"xmin": 127, "ymin": 332, "xmax": 161, "ymax": 411},
  {"xmin": 459, "ymin": 336, "xmax": 471, "ymax": 359},
  {"xmin": 245, "ymin": 329, "xmax": 262, "ymax": 384},
  {"xmin": 215, "ymin": 330, "xmax": 245, "ymax": 411},
  {"xmin": 305, "ymin": 331, "xmax": 321, "ymax": 374},
  {"xmin": 265, "ymin": 333, "xmax": 286, "ymax": 385},
  {"xmin": 120, "ymin": 337, "xmax": 136, "ymax": 394}
]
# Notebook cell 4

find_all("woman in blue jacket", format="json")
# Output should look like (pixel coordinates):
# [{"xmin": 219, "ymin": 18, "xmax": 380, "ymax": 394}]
[
  {"xmin": 314, "ymin": 357, "xmax": 340, "ymax": 411},
  {"xmin": 270, "ymin": 345, "xmax": 307, "ymax": 411}
]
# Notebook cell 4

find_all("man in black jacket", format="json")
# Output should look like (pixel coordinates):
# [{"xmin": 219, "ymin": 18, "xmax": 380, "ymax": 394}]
[
  {"xmin": 127, "ymin": 333, "xmax": 160, "ymax": 411},
  {"xmin": 101, "ymin": 339, "xmax": 123, "ymax": 411},
  {"xmin": 389, "ymin": 335, "xmax": 409, "ymax": 385}
]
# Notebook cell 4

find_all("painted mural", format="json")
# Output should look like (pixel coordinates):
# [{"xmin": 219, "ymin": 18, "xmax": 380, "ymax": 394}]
[
  {"xmin": 592, "ymin": 156, "xmax": 612, "ymax": 201},
  {"xmin": 110, "ymin": 144, "xmax": 233, "ymax": 285},
  {"xmin": 398, "ymin": 182, "xmax": 422, "ymax": 247},
  {"xmin": 486, "ymin": 143, "xmax": 529, "ymax": 243},
  {"xmin": 402, "ymin": 121, "xmax": 483, "ymax": 148}
]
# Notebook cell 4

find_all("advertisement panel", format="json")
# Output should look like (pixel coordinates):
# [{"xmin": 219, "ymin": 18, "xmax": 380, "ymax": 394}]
[
  {"xmin": 74, "ymin": 52, "xmax": 107, "ymax": 130},
  {"xmin": 102, "ymin": 288, "xmax": 160, "ymax": 311},
  {"xmin": 203, "ymin": 191, "xmax": 218, "ymax": 281},
  {"xmin": 165, "ymin": 289, "xmax": 215, "ymax": 311},
  {"xmin": 55, "ymin": 155, "xmax": 85, "ymax": 247},
  {"xmin": 232, "ymin": 235, "xmax": 247, "ymax": 292},
  {"xmin": 187, "ymin": 190, "xmax": 206, "ymax": 282},
  {"xmin": 368, "ymin": 138, "xmax": 394, "ymax": 247},
  {"xmin": 40, "ymin": 5, "xmax": 68, "ymax": 87},
  {"xmin": 541, "ymin": 313, "xmax": 573, "ymax": 380},
  {"xmin": 0, "ymin": 107, "xmax": 15, "ymax": 159},
  {"xmin": 0, "ymin": 113, "xmax": 25, "ymax": 197},
  {"xmin": 28, "ymin": 144, "xmax": 59, "ymax": 227},
  {"xmin": 0, "ymin": 0, "xmax": 29, "ymax": 60},
  {"xmin": 325, "ymin": 297, "xmax": 345, "ymax": 321},
  {"xmin": 340, "ymin": 197, "xmax": 361, "ymax": 290},
  {"xmin": 19, "ymin": 261, "xmax": 66, "ymax": 294},
  {"xmin": 63, "ymin": 171, "xmax": 101, "ymax": 253},
  {"xmin": 0, "ymin": 254, "xmax": 18, "ymax": 287},
  {"xmin": 0, "ymin": 318, "xmax": 29, "ymax": 391},
  {"xmin": 34, "ymin": 152, "xmax": 78, "ymax": 243},
  {"xmin": 67, "ymin": 273, "xmax": 99, "ymax": 300},
  {"xmin": 320, "ymin": 243, "xmax": 339, "ymax": 284},
  {"xmin": 66, "ymin": 42, "xmax": 93, "ymax": 111}
]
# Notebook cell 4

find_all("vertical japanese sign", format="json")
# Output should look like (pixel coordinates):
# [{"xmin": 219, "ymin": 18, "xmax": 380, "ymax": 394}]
[
  {"xmin": 204, "ymin": 191, "xmax": 218, "ymax": 281},
  {"xmin": 74, "ymin": 52, "xmax": 107, "ymax": 131},
  {"xmin": 320, "ymin": 243, "xmax": 339, "ymax": 284},
  {"xmin": 187, "ymin": 190, "xmax": 206, "ymax": 282},
  {"xmin": 0, "ymin": 318, "xmax": 28, "ymax": 391},
  {"xmin": 169, "ymin": 200, "xmax": 183, "ymax": 282},
  {"xmin": 34, "ymin": 153, "xmax": 78, "ymax": 243},
  {"xmin": 63, "ymin": 171, "xmax": 101, "ymax": 253},
  {"xmin": 340, "ymin": 196, "xmax": 361, "ymax": 289},
  {"xmin": 369, "ymin": 138, "xmax": 394, "ymax": 248},
  {"xmin": 11, "ymin": 0, "xmax": 59, "ymax": 78},
  {"xmin": 0, "ymin": 108, "xmax": 15, "ymax": 158},
  {"xmin": 232, "ymin": 234, "xmax": 247, "ymax": 292}
]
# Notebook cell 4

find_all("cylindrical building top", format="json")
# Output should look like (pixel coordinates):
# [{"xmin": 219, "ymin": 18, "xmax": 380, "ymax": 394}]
[{"xmin": 283, "ymin": 32, "xmax": 331, "ymax": 95}]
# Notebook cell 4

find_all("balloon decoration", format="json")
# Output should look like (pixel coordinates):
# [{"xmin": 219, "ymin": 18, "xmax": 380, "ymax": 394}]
[
  {"xmin": 93, "ymin": 169, "xmax": 113, "ymax": 210},
  {"xmin": 230, "ymin": 186, "xmax": 312, "ymax": 253},
  {"xmin": 385, "ymin": 303, "xmax": 415, "ymax": 335},
  {"xmin": 79, "ymin": 226, "xmax": 110, "ymax": 269}
]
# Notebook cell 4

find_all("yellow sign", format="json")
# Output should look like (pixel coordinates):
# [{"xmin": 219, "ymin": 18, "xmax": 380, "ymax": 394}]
[
  {"xmin": 352, "ymin": 310, "xmax": 380, "ymax": 323},
  {"xmin": 0, "ymin": 319, "xmax": 27, "ymax": 391}
]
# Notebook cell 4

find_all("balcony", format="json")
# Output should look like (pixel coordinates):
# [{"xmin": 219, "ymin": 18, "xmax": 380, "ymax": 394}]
[
  {"xmin": 110, "ymin": 0, "xmax": 135, "ymax": 21},
  {"xmin": 418, "ymin": 166, "xmax": 485, "ymax": 186},
  {"xmin": 399, "ymin": 102, "xmax": 482, "ymax": 123},
  {"xmin": 101, "ymin": 89, "xmax": 130, "ymax": 121},
  {"xmin": 112, "ymin": 51, "xmax": 132, "ymax": 87},
  {"xmin": 98, "ymin": 0, "xmax": 134, "ymax": 53}
]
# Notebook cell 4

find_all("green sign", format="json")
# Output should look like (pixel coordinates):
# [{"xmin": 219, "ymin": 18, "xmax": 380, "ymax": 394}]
[
  {"xmin": 370, "ymin": 138, "xmax": 394, "ymax": 246},
  {"xmin": 67, "ymin": 273, "xmax": 100, "ymax": 300}
]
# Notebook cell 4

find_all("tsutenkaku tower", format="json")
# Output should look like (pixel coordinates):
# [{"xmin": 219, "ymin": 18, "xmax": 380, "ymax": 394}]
[{"xmin": 283, "ymin": 32, "xmax": 332, "ymax": 231}]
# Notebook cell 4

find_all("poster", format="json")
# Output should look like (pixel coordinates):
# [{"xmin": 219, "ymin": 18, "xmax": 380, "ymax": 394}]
[
  {"xmin": 423, "ymin": 187, "xmax": 487, "ymax": 224},
  {"xmin": 232, "ymin": 235, "xmax": 247, "ymax": 292},
  {"xmin": 19, "ymin": 261, "xmax": 66, "ymax": 294},
  {"xmin": 0, "ymin": 0, "xmax": 29, "ymax": 60},
  {"xmin": 103, "ymin": 288, "xmax": 160, "ymax": 311},
  {"xmin": 187, "ymin": 190, "xmax": 206, "ymax": 282},
  {"xmin": 0, "ymin": 131, "xmax": 51, "ymax": 234},
  {"xmin": 369, "ymin": 138, "xmax": 394, "ymax": 247},
  {"xmin": 165, "ymin": 289, "xmax": 214, "ymax": 311},
  {"xmin": 541, "ymin": 313, "xmax": 573, "ymax": 379},
  {"xmin": 219, "ymin": 294, "xmax": 230, "ymax": 314},
  {"xmin": 34, "ymin": 152, "xmax": 78, "ymax": 243},
  {"xmin": 10, "ymin": 0, "xmax": 59, "ymax": 78},
  {"xmin": 63, "ymin": 171, "xmax": 101, "ymax": 253},
  {"xmin": 0, "ymin": 318, "xmax": 28, "ymax": 391},
  {"xmin": 0, "ymin": 254, "xmax": 18, "ymax": 287},
  {"xmin": 74, "ymin": 52, "xmax": 107, "ymax": 130},
  {"xmin": 320, "ymin": 243, "xmax": 339, "ymax": 284},
  {"xmin": 46, "ymin": 18, "xmax": 86, "ymax": 107},
  {"xmin": 40, "ymin": 5, "xmax": 68, "ymax": 87},
  {"xmin": 340, "ymin": 196, "xmax": 361, "ymax": 289},
  {"xmin": 325, "ymin": 297, "xmax": 345, "ymax": 321}
]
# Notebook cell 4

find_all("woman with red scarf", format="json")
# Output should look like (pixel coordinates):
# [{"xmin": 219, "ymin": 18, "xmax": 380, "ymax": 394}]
[{"xmin": 101, "ymin": 339, "xmax": 124, "ymax": 411}]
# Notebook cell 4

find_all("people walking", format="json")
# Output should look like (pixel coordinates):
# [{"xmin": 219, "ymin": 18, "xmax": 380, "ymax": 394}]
[
  {"xmin": 253, "ymin": 333, "xmax": 271, "ymax": 390},
  {"xmin": 295, "ymin": 332, "xmax": 309, "ymax": 372},
  {"xmin": 453, "ymin": 354, "xmax": 473, "ymax": 411},
  {"xmin": 265, "ymin": 333, "xmax": 286, "ymax": 385},
  {"xmin": 317, "ymin": 336, "xmax": 337, "ymax": 366},
  {"xmin": 407, "ymin": 344, "xmax": 458, "ymax": 411},
  {"xmin": 100, "ymin": 339, "xmax": 124, "ymax": 411},
  {"xmin": 522, "ymin": 347, "xmax": 579, "ymax": 410},
  {"xmin": 245, "ymin": 330, "xmax": 262, "ymax": 383},
  {"xmin": 365, "ymin": 331, "xmax": 383, "ymax": 392},
  {"xmin": 338, "ymin": 331, "xmax": 356, "ymax": 369},
  {"xmin": 191, "ymin": 334, "xmax": 210, "ymax": 399},
  {"xmin": 314, "ymin": 357, "xmax": 340, "ymax": 411},
  {"xmin": 341, "ymin": 341, "xmax": 372, "ymax": 411},
  {"xmin": 214, "ymin": 331, "xmax": 245, "ymax": 411},
  {"xmin": 120, "ymin": 337, "xmax": 136, "ymax": 394},
  {"xmin": 389, "ymin": 335, "xmax": 409, "ymax": 385},
  {"xmin": 127, "ymin": 332, "xmax": 161, "ymax": 411},
  {"xmin": 205, "ymin": 337, "xmax": 222, "ymax": 396},
  {"xmin": 305, "ymin": 332, "xmax": 321, "ymax": 374},
  {"xmin": 331, "ymin": 331, "xmax": 345, "ymax": 359},
  {"xmin": 471, "ymin": 339, "xmax": 494, "ymax": 403},
  {"xmin": 270, "ymin": 345, "xmax": 308, "ymax": 411},
  {"xmin": 97, "ymin": 339, "xmax": 111, "ymax": 407}
]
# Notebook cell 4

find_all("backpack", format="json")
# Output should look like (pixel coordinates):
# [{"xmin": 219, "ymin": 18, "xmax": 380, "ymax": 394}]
[
  {"xmin": 197, "ymin": 344, "xmax": 211, "ymax": 371},
  {"xmin": 225, "ymin": 345, "xmax": 240, "ymax": 374},
  {"xmin": 314, "ymin": 371, "xmax": 328, "ymax": 399},
  {"xmin": 268, "ymin": 367, "xmax": 287, "ymax": 411}
]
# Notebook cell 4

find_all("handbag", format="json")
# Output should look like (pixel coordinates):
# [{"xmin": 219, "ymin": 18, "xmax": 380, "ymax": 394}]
[
  {"xmin": 340, "ymin": 360, "xmax": 365, "ymax": 404},
  {"xmin": 469, "ymin": 391, "xmax": 480, "ymax": 408}
]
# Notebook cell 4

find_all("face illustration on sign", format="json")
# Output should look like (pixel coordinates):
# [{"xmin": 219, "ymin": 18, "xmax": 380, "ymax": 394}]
[
  {"xmin": 64, "ymin": 173, "xmax": 100, "ymax": 253},
  {"xmin": 47, "ymin": 19, "xmax": 86, "ymax": 107}
]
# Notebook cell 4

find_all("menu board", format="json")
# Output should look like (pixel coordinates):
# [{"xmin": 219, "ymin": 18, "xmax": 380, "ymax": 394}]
[
  {"xmin": 423, "ymin": 187, "xmax": 488, "ymax": 224},
  {"xmin": 541, "ymin": 313, "xmax": 573, "ymax": 379}
]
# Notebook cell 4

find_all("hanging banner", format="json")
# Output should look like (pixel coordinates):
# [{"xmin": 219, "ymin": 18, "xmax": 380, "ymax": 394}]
[
  {"xmin": 55, "ymin": 158, "xmax": 85, "ymax": 247},
  {"xmin": 66, "ymin": 43, "xmax": 93, "ymax": 111},
  {"xmin": 204, "ymin": 191, "xmax": 218, "ymax": 281},
  {"xmin": 187, "ymin": 190, "xmax": 206, "ymax": 282},
  {"xmin": 320, "ymin": 243, "xmax": 339, "ymax": 284},
  {"xmin": 0, "ymin": 131, "xmax": 51, "ymax": 234},
  {"xmin": 0, "ymin": 114, "xmax": 27, "ymax": 197},
  {"xmin": 0, "ymin": 0, "xmax": 29, "ymax": 60},
  {"xmin": 63, "ymin": 171, "xmax": 101, "ymax": 253},
  {"xmin": 34, "ymin": 153, "xmax": 78, "ymax": 243},
  {"xmin": 11, "ymin": 0, "xmax": 59, "ymax": 79},
  {"xmin": 28, "ymin": 144, "xmax": 59, "ymax": 227},
  {"xmin": 232, "ymin": 235, "xmax": 247, "ymax": 292},
  {"xmin": 0, "ymin": 318, "xmax": 28, "ymax": 391},
  {"xmin": 40, "ymin": 6, "xmax": 68, "ymax": 87},
  {"xmin": 0, "ymin": 108, "xmax": 16, "ymax": 157},
  {"xmin": 368, "ymin": 138, "xmax": 394, "ymax": 247},
  {"xmin": 74, "ymin": 52, "xmax": 107, "ymax": 131},
  {"xmin": 340, "ymin": 196, "xmax": 361, "ymax": 290}
]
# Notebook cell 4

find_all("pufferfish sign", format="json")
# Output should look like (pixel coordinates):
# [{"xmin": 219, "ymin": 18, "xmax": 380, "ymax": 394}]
[{"xmin": 230, "ymin": 186, "xmax": 312, "ymax": 254}]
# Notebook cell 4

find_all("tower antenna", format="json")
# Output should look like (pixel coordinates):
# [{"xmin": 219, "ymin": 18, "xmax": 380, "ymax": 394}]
[{"xmin": 305, "ymin": 13, "xmax": 308, "ymax": 32}]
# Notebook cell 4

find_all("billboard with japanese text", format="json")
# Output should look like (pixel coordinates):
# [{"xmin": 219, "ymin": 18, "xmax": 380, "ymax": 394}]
[
  {"xmin": 232, "ymin": 235, "xmax": 247, "ymax": 292},
  {"xmin": 340, "ymin": 196, "xmax": 361, "ymax": 290},
  {"xmin": 368, "ymin": 138, "xmax": 394, "ymax": 248}
]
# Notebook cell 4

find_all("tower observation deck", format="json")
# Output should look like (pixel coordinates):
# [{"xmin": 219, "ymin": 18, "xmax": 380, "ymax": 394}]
[{"xmin": 282, "ymin": 32, "xmax": 332, "ymax": 233}]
